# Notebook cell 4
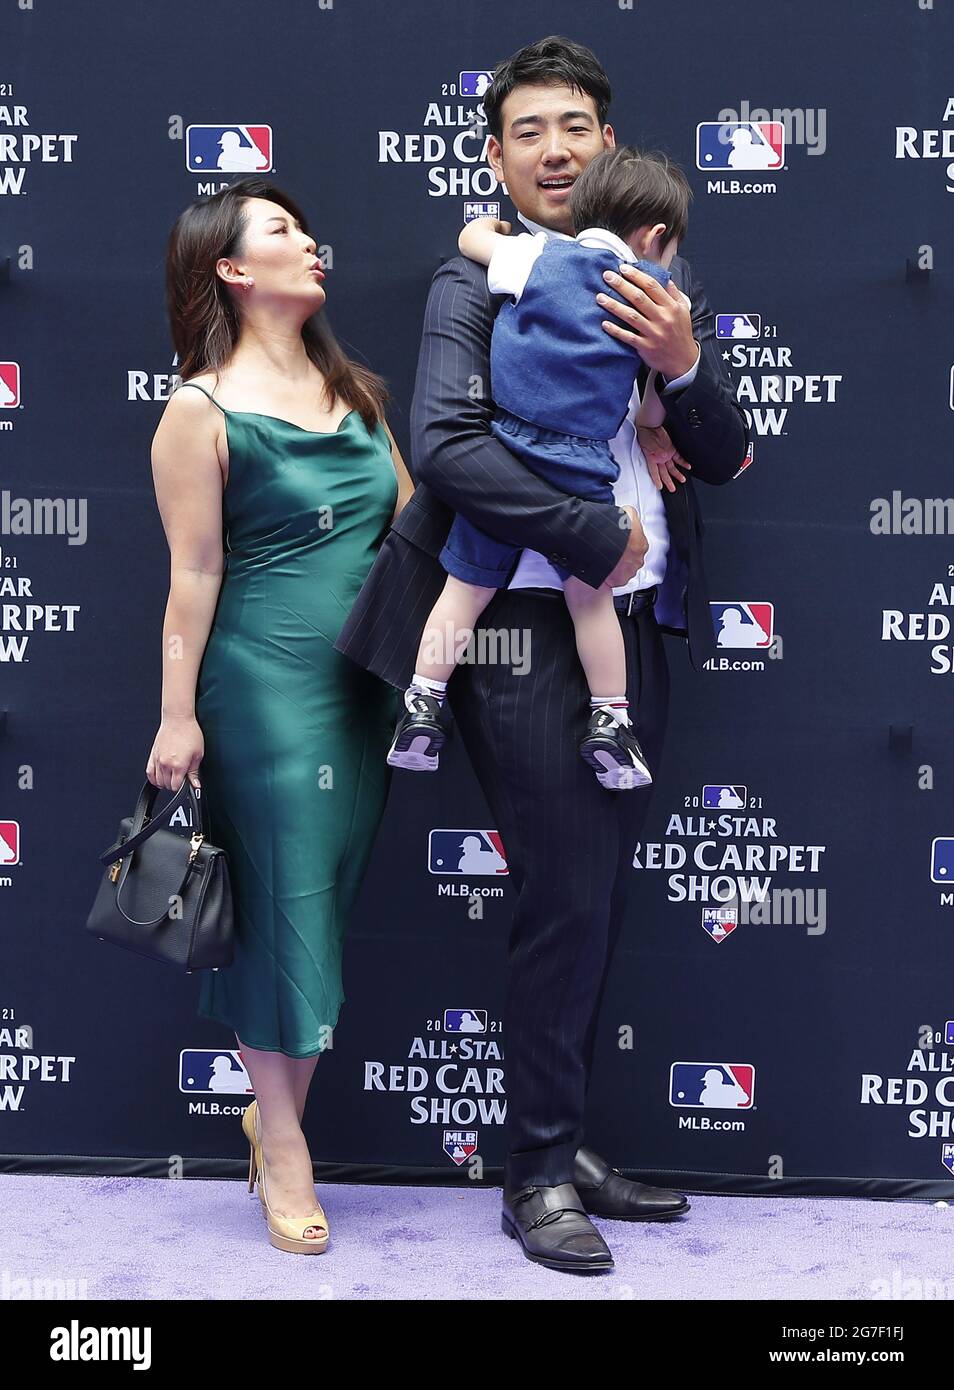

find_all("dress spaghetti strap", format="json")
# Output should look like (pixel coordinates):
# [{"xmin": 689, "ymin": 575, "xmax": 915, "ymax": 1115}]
[{"xmin": 178, "ymin": 381, "xmax": 228, "ymax": 414}]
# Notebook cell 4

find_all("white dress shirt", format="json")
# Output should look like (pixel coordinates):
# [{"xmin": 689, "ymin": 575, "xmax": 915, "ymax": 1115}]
[{"xmin": 494, "ymin": 211, "xmax": 701, "ymax": 596}]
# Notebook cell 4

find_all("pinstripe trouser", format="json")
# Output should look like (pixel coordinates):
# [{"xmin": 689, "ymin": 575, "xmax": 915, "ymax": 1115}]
[{"xmin": 447, "ymin": 585, "xmax": 670, "ymax": 1190}]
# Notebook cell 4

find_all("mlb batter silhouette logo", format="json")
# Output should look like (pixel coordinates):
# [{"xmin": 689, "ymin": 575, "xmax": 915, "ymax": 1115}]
[
  {"xmin": 428, "ymin": 830, "xmax": 508, "ymax": 875},
  {"xmin": 0, "ymin": 363, "xmax": 20, "ymax": 408},
  {"xmin": 703, "ymin": 784, "xmax": 747, "ymax": 809},
  {"xmin": 931, "ymin": 839, "xmax": 954, "ymax": 883},
  {"xmin": 444, "ymin": 1009, "xmax": 488, "ymax": 1033},
  {"xmin": 459, "ymin": 72, "xmax": 493, "ymax": 97},
  {"xmin": 710, "ymin": 602, "xmax": 774, "ymax": 649},
  {"xmin": 716, "ymin": 313, "xmax": 761, "ymax": 339},
  {"xmin": 670, "ymin": 1062, "xmax": 755, "ymax": 1108},
  {"xmin": 0, "ymin": 821, "xmax": 19, "ymax": 865},
  {"xmin": 179, "ymin": 1049, "xmax": 254, "ymax": 1094},
  {"xmin": 697, "ymin": 122, "xmax": 784, "ymax": 171},
  {"xmin": 186, "ymin": 125, "xmax": 272, "ymax": 173}
]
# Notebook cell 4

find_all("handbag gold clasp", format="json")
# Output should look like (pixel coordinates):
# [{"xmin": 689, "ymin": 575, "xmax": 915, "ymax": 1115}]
[
  {"xmin": 188, "ymin": 832, "xmax": 205, "ymax": 864},
  {"xmin": 108, "ymin": 861, "xmax": 122, "ymax": 883}
]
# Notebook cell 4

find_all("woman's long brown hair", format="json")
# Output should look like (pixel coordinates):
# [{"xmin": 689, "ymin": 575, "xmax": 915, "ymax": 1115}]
[{"xmin": 165, "ymin": 177, "xmax": 388, "ymax": 433}]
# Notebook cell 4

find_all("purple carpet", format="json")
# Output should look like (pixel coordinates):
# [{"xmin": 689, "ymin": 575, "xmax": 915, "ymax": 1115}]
[{"xmin": 1, "ymin": 1175, "xmax": 950, "ymax": 1300}]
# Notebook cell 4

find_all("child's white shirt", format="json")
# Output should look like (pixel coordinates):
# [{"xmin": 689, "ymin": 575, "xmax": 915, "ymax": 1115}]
[{"xmin": 486, "ymin": 226, "xmax": 692, "ymax": 313}]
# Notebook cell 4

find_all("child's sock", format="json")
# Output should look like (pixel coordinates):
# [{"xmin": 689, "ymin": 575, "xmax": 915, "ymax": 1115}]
[
  {"xmin": 591, "ymin": 695, "xmax": 631, "ymax": 728},
  {"xmin": 407, "ymin": 672, "xmax": 448, "ymax": 712}
]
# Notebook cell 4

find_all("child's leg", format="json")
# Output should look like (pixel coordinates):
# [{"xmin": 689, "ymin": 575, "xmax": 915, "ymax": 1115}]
[
  {"xmin": 388, "ymin": 575, "xmax": 496, "ymax": 772},
  {"xmin": 563, "ymin": 576, "xmax": 628, "ymax": 715},
  {"xmin": 412, "ymin": 575, "xmax": 497, "ymax": 687},
  {"xmin": 563, "ymin": 576, "xmax": 653, "ymax": 790}
]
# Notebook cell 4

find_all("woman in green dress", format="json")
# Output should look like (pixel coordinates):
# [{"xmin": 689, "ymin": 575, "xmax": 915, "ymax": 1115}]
[{"xmin": 147, "ymin": 177, "xmax": 412, "ymax": 1254}]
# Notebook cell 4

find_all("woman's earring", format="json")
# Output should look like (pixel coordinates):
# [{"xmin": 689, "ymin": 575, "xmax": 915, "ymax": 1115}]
[{"xmin": 244, "ymin": 276, "xmax": 255, "ymax": 290}]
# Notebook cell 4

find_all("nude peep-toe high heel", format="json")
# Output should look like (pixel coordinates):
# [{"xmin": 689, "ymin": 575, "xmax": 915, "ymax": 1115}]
[
  {"xmin": 241, "ymin": 1101, "xmax": 266, "ymax": 1217},
  {"xmin": 241, "ymin": 1100, "xmax": 330, "ymax": 1254}
]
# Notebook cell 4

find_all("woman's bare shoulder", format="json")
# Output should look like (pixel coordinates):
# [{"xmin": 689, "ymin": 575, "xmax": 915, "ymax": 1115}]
[
  {"xmin": 152, "ymin": 373, "xmax": 229, "ymax": 473},
  {"xmin": 156, "ymin": 371, "xmax": 223, "ymax": 430}
]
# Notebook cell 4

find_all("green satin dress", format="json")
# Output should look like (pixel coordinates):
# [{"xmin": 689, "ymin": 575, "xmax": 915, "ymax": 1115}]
[{"xmin": 179, "ymin": 382, "xmax": 398, "ymax": 1058}]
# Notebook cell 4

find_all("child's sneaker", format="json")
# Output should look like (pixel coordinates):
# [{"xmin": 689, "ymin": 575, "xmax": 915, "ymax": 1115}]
[
  {"xmin": 387, "ymin": 691, "xmax": 446, "ymax": 772},
  {"xmin": 578, "ymin": 707, "xmax": 653, "ymax": 790}
]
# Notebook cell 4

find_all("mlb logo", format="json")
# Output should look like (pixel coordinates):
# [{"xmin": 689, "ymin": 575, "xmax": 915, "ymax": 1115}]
[
  {"xmin": 0, "ymin": 821, "xmax": 19, "ymax": 866},
  {"xmin": 464, "ymin": 201, "xmax": 500, "ymax": 223},
  {"xmin": 186, "ymin": 125, "xmax": 272, "ymax": 174},
  {"xmin": 696, "ymin": 122, "xmax": 784, "ymax": 171},
  {"xmin": 703, "ymin": 784, "xmax": 747, "ymax": 809},
  {"xmin": 428, "ymin": 829, "xmax": 508, "ymax": 875},
  {"xmin": 942, "ymin": 1144, "xmax": 954, "ymax": 1176},
  {"xmin": 0, "ymin": 363, "xmax": 20, "ymax": 408},
  {"xmin": 179, "ymin": 1049, "xmax": 254, "ymax": 1094},
  {"xmin": 702, "ymin": 908, "xmax": 738, "ymax": 944},
  {"xmin": 443, "ymin": 1129, "xmax": 479, "ymax": 1165},
  {"xmin": 945, "ymin": 1021, "xmax": 954, "ymax": 1046},
  {"xmin": 711, "ymin": 602, "xmax": 774, "ymax": 649},
  {"xmin": 732, "ymin": 440, "xmax": 755, "ymax": 480},
  {"xmin": 670, "ymin": 1062, "xmax": 755, "ymax": 1109},
  {"xmin": 444, "ymin": 1008, "xmax": 487, "ymax": 1033},
  {"xmin": 931, "ymin": 840, "xmax": 954, "ymax": 883},
  {"xmin": 459, "ymin": 71, "xmax": 494, "ymax": 98},
  {"xmin": 716, "ymin": 314, "xmax": 761, "ymax": 340}
]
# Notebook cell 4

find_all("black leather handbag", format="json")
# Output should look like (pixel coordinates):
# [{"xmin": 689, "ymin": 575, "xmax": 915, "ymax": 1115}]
[{"xmin": 86, "ymin": 778, "xmax": 234, "ymax": 972}]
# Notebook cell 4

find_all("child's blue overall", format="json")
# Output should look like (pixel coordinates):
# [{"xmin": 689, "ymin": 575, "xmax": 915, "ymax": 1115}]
[{"xmin": 439, "ymin": 237, "xmax": 671, "ymax": 587}]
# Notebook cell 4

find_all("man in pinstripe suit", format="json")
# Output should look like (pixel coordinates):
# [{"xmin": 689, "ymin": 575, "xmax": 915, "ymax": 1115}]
[{"xmin": 336, "ymin": 36, "xmax": 751, "ymax": 1272}]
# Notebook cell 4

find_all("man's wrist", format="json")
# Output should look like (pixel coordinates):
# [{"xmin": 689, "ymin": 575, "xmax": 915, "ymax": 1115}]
[{"xmin": 658, "ymin": 340, "xmax": 701, "ymax": 393}]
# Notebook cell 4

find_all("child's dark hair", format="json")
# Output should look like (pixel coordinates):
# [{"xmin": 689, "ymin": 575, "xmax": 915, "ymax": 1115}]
[{"xmin": 569, "ymin": 145, "xmax": 692, "ymax": 249}]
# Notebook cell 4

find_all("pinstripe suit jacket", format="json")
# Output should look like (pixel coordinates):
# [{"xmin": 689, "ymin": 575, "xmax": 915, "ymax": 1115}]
[{"xmin": 335, "ymin": 252, "xmax": 751, "ymax": 690}]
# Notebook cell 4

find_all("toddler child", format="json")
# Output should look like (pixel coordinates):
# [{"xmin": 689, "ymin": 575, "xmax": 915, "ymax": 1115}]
[{"xmin": 388, "ymin": 145, "xmax": 692, "ymax": 790}]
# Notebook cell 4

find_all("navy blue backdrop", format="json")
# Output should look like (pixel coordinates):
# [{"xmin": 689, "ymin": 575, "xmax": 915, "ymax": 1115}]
[{"xmin": 2, "ymin": 0, "xmax": 954, "ymax": 1198}]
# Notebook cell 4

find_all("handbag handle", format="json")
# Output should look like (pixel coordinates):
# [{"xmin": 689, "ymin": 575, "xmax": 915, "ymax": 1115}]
[
  {"xmin": 99, "ymin": 779, "xmax": 210, "ymax": 930},
  {"xmin": 98, "ymin": 778, "xmax": 205, "ymax": 866}
]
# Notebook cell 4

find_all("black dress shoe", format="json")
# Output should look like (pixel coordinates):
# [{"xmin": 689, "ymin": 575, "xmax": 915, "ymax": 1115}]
[
  {"xmin": 573, "ymin": 1146, "xmax": 691, "ymax": 1221},
  {"xmin": 501, "ymin": 1183, "xmax": 614, "ymax": 1273}
]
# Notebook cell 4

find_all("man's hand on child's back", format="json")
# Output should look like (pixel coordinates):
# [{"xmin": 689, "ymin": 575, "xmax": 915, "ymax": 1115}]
[
  {"xmin": 636, "ymin": 424, "xmax": 692, "ymax": 493},
  {"xmin": 598, "ymin": 266, "xmax": 697, "ymax": 381}
]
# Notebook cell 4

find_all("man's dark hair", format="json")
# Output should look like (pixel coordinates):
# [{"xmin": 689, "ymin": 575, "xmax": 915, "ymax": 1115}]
[
  {"xmin": 568, "ymin": 145, "xmax": 692, "ymax": 247},
  {"xmin": 482, "ymin": 35, "xmax": 611, "ymax": 143}
]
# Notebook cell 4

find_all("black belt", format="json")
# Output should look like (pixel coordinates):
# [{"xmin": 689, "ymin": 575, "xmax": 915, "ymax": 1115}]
[{"xmin": 613, "ymin": 585, "xmax": 657, "ymax": 615}]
